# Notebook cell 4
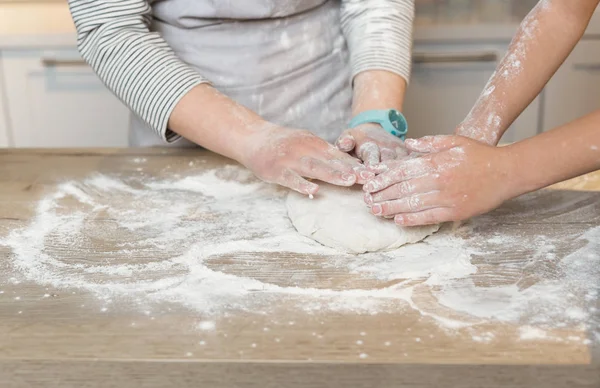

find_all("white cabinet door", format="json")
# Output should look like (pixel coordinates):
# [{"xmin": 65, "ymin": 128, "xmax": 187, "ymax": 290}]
[
  {"xmin": 2, "ymin": 49, "xmax": 129, "ymax": 148},
  {"xmin": 0, "ymin": 56, "xmax": 9, "ymax": 147},
  {"xmin": 404, "ymin": 43, "xmax": 540, "ymax": 143},
  {"xmin": 542, "ymin": 40, "xmax": 600, "ymax": 131}
]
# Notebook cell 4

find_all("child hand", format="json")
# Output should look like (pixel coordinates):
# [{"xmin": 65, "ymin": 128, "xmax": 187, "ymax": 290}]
[
  {"xmin": 335, "ymin": 124, "xmax": 409, "ymax": 168},
  {"xmin": 363, "ymin": 135, "xmax": 516, "ymax": 225}
]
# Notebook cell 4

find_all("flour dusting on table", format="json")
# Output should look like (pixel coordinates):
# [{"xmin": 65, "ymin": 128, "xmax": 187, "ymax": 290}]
[{"xmin": 1, "ymin": 165, "xmax": 598, "ymax": 344}]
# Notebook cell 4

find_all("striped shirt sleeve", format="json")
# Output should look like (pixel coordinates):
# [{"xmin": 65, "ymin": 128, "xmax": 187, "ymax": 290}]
[
  {"xmin": 67, "ymin": 0, "xmax": 210, "ymax": 142},
  {"xmin": 341, "ymin": 0, "xmax": 415, "ymax": 84}
]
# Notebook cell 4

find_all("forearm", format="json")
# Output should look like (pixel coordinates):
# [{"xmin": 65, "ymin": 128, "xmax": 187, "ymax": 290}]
[
  {"xmin": 168, "ymin": 84, "xmax": 267, "ymax": 163},
  {"xmin": 458, "ymin": 0, "xmax": 599, "ymax": 145},
  {"xmin": 68, "ymin": 0, "xmax": 208, "ymax": 142},
  {"xmin": 506, "ymin": 109, "xmax": 600, "ymax": 196},
  {"xmin": 341, "ymin": 0, "xmax": 414, "ymax": 85},
  {"xmin": 352, "ymin": 70, "xmax": 407, "ymax": 116}
]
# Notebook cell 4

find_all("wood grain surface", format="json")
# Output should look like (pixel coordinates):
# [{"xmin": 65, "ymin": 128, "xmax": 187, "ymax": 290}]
[{"xmin": 0, "ymin": 148, "xmax": 598, "ymax": 388}]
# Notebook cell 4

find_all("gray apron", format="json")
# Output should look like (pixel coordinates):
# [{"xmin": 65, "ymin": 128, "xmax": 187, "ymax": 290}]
[{"xmin": 130, "ymin": 0, "xmax": 353, "ymax": 147}]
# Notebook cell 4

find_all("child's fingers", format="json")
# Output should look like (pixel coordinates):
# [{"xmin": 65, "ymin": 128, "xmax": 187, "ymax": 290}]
[
  {"xmin": 357, "ymin": 141, "xmax": 381, "ymax": 167},
  {"xmin": 335, "ymin": 131, "xmax": 356, "ymax": 153},
  {"xmin": 364, "ymin": 157, "xmax": 435, "ymax": 193},
  {"xmin": 394, "ymin": 208, "xmax": 455, "ymax": 226},
  {"xmin": 370, "ymin": 192, "xmax": 444, "ymax": 217},
  {"xmin": 370, "ymin": 176, "xmax": 439, "ymax": 203}
]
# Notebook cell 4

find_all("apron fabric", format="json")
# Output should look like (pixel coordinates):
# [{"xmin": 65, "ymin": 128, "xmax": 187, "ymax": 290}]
[{"xmin": 130, "ymin": 0, "xmax": 353, "ymax": 147}]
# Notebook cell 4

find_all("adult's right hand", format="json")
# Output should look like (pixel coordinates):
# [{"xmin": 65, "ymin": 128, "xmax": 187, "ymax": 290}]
[{"xmin": 240, "ymin": 124, "xmax": 373, "ymax": 196}]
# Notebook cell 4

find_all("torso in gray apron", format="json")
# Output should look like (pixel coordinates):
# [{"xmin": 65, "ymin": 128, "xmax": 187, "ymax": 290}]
[{"xmin": 130, "ymin": 0, "xmax": 352, "ymax": 147}]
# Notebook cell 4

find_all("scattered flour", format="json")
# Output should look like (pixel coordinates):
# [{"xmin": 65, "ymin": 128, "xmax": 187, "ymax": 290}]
[
  {"xmin": 519, "ymin": 326, "xmax": 548, "ymax": 340},
  {"xmin": 197, "ymin": 321, "xmax": 216, "ymax": 331},
  {"xmin": 0, "ymin": 165, "xmax": 598, "ymax": 344},
  {"xmin": 437, "ymin": 227, "xmax": 599, "ymax": 335}
]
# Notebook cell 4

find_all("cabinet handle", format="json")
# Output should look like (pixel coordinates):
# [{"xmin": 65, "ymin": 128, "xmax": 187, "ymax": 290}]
[
  {"xmin": 413, "ymin": 52, "xmax": 498, "ymax": 64},
  {"xmin": 41, "ymin": 58, "xmax": 88, "ymax": 67},
  {"xmin": 573, "ymin": 63, "xmax": 600, "ymax": 71}
]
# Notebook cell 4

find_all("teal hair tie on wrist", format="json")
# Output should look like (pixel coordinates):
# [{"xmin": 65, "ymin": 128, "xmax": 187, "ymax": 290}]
[{"xmin": 349, "ymin": 109, "xmax": 408, "ymax": 140}]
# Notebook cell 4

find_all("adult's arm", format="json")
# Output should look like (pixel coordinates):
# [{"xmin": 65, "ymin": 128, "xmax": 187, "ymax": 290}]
[
  {"xmin": 68, "ymin": 0, "xmax": 370, "ymax": 194},
  {"xmin": 68, "ymin": 0, "xmax": 208, "ymax": 142}
]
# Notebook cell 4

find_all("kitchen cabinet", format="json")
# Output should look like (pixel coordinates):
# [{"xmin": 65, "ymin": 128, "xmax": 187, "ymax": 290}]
[
  {"xmin": 1, "ymin": 49, "xmax": 129, "ymax": 148},
  {"xmin": 403, "ymin": 42, "xmax": 540, "ymax": 143},
  {"xmin": 0, "ymin": 7, "xmax": 598, "ymax": 149},
  {"xmin": 0, "ymin": 57, "xmax": 9, "ymax": 147},
  {"xmin": 541, "ymin": 40, "xmax": 600, "ymax": 132}
]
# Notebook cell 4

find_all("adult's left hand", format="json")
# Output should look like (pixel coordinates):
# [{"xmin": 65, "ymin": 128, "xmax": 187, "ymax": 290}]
[{"xmin": 363, "ymin": 135, "xmax": 517, "ymax": 226}]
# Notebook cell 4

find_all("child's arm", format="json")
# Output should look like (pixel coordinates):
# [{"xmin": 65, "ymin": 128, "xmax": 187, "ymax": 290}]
[
  {"xmin": 358, "ymin": 0, "xmax": 600, "ymax": 226},
  {"xmin": 361, "ymin": 110, "xmax": 600, "ymax": 226},
  {"xmin": 336, "ymin": 71, "xmax": 410, "ymax": 166},
  {"xmin": 457, "ymin": 0, "xmax": 600, "ymax": 145},
  {"xmin": 336, "ymin": 0, "xmax": 415, "ymax": 166}
]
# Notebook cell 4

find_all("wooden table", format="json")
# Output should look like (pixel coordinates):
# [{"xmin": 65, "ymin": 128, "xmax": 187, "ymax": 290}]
[{"xmin": 0, "ymin": 149, "xmax": 599, "ymax": 388}]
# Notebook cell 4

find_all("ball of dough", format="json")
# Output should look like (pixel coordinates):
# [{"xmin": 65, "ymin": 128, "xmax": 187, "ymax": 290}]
[{"xmin": 286, "ymin": 184, "xmax": 440, "ymax": 254}]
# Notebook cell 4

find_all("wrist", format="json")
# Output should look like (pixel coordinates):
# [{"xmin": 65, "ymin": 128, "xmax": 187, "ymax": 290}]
[
  {"xmin": 352, "ymin": 71, "xmax": 406, "ymax": 115},
  {"xmin": 350, "ymin": 110, "xmax": 408, "ymax": 140},
  {"xmin": 500, "ymin": 142, "xmax": 544, "ymax": 198},
  {"xmin": 455, "ymin": 121, "xmax": 502, "ymax": 147},
  {"xmin": 235, "ymin": 121, "xmax": 282, "ymax": 167}
]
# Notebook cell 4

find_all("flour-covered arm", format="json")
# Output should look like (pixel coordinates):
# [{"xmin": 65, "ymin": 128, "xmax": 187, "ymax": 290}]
[
  {"xmin": 336, "ymin": 0, "xmax": 415, "ymax": 166},
  {"xmin": 67, "ymin": 0, "xmax": 209, "ymax": 142},
  {"xmin": 340, "ymin": 0, "xmax": 415, "ymax": 83},
  {"xmin": 68, "ymin": 0, "xmax": 373, "ymax": 195},
  {"xmin": 457, "ymin": 0, "xmax": 600, "ymax": 145},
  {"xmin": 363, "ymin": 108, "xmax": 600, "ymax": 226}
]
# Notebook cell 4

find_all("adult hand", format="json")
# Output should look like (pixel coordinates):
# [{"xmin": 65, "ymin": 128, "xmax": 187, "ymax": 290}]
[
  {"xmin": 241, "ymin": 125, "xmax": 373, "ymax": 196},
  {"xmin": 336, "ymin": 124, "xmax": 409, "ymax": 168},
  {"xmin": 363, "ymin": 135, "xmax": 516, "ymax": 226}
]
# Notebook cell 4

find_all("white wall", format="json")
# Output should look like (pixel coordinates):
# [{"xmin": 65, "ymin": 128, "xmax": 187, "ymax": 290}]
[{"xmin": 0, "ymin": 1, "xmax": 75, "ymax": 36}]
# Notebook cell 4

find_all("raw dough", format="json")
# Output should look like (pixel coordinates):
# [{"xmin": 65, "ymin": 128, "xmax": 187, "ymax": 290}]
[{"xmin": 286, "ymin": 184, "xmax": 440, "ymax": 254}]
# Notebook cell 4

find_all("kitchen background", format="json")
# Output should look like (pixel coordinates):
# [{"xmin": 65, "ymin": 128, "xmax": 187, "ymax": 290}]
[{"xmin": 0, "ymin": 0, "xmax": 598, "ymax": 148}]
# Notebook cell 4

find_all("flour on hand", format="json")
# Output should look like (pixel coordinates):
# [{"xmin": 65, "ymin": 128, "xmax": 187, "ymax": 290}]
[{"xmin": 286, "ymin": 184, "xmax": 440, "ymax": 254}]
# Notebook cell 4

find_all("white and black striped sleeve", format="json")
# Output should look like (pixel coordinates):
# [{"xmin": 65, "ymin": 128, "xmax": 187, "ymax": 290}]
[
  {"xmin": 341, "ymin": 0, "xmax": 415, "ymax": 84},
  {"xmin": 67, "ymin": 0, "xmax": 210, "ymax": 142}
]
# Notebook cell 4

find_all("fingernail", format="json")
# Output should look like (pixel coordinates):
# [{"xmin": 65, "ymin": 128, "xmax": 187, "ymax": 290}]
[
  {"xmin": 365, "ymin": 181, "xmax": 379, "ymax": 193},
  {"xmin": 342, "ymin": 173, "xmax": 355, "ymax": 182},
  {"xmin": 395, "ymin": 215, "xmax": 405, "ymax": 224},
  {"xmin": 338, "ymin": 139, "xmax": 353, "ymax": 151},
  {"xmin": 372, "ymin": 204, "xmax": 383, "ymax": 216},
  {"xmin": 306, "ymin": 184, "xmax": 319, "ymax": 196},
  {"xmin": 364, "ymin": 193, "xmax": 373, "ymax": 205},
  {"xmin": 360, "ymin": 170, "xmax": 375, "ymax": 180},
  {"xmin": 404, "ymin": 139, "xmax": 417, "ymax": 147}
]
